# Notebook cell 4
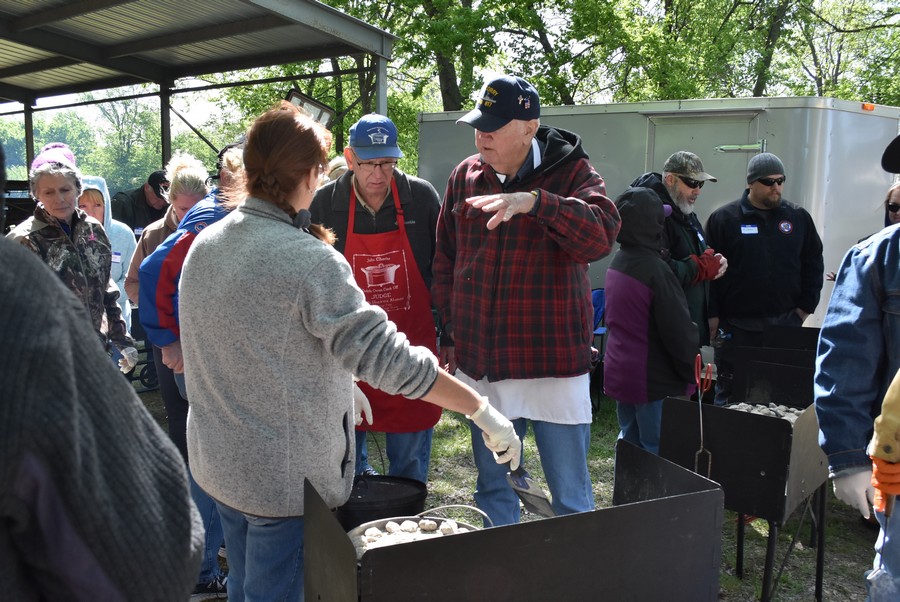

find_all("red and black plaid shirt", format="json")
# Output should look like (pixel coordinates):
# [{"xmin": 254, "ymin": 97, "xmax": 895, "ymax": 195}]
[{"xmin": 433, "ymin": 127, "xmax": 621, "ymax": 381}]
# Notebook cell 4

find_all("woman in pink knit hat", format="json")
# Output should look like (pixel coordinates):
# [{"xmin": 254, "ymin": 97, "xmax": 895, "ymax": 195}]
[{"xmin": 6, "ymin": 143, "xmax": 138, "ymax": 372}]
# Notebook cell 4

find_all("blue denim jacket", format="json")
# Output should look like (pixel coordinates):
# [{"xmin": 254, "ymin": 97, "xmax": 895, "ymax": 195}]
[{"xmin": 815, "ymin": 223, "xmax": 900, "ymax": 475}]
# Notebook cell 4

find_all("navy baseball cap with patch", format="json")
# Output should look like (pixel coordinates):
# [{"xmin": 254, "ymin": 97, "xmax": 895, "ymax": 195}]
[
  {"xmin": 457, "ymin": 75, "xmax": 541, "ymax": 133},
  {"xmin": 349, "ymin": 114, "xmax": 404, "ymax": 160}
]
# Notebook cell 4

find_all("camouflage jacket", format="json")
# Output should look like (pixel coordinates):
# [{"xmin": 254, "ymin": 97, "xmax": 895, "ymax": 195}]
[{"xmin": 7, "ymin": 204, "xmax": 135, "ymax": 352}]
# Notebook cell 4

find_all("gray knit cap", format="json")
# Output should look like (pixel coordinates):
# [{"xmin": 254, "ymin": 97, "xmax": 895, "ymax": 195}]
[{"xmin": 747, "ymin": 153, "xmax": 785, "ymax": 184}]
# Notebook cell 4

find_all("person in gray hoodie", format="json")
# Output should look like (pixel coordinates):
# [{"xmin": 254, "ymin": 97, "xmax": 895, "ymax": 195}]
[
  {"xmin": 78, "ymin": 175, "xmax": 137, "ymax": 333},
  {"xmin": 603, "ymin": 187, "xmax": 697, "ymax": 454},
  {"xmin": 179, "ymin": 101, "xmax": 522, "ymax": 602}
]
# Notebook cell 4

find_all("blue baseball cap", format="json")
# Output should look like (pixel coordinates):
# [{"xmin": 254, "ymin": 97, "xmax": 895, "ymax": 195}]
[
  {"xmin": 349, "ymin": 114, "xmax": 404, "ymax": 160},
  {"xmin": 457, "ymin": 75, "xmax": 541, "ymax": 133}
]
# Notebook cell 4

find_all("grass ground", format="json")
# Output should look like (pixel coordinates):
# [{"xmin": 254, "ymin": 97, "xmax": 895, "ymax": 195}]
[{"xmin": 139, "ymin": 388, "xmax": 875, "ymax": 601}]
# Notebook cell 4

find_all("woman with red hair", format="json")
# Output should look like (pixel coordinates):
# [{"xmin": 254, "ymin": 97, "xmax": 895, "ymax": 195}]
[{"xmin": 178, "ymin": 102, "xmax": 521, "ymax": 601}]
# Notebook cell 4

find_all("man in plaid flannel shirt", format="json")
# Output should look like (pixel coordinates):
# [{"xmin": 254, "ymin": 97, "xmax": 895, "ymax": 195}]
[{"xmin": 433, "ymin": 74, "xmax": 621, "ymax": 526}]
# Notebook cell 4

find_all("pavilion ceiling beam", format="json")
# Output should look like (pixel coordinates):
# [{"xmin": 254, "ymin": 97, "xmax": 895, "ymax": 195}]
[
  {"xmin": 0, "ymin": 18, "xmax": 168, "ymax": 82},
  {"xmin": 105, "ymin": 14, "xmax": 290, "ymax": 58},
  {"xmin": 8, "ymin": 0, "xmax": 139, "ymax": 32}
]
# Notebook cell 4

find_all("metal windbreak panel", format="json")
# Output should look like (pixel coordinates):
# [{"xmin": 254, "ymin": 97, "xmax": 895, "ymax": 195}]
[
  {"xmin": 306, "ymin": 445, "xmax": 724, "ymax": 602},
  {"xmin": 660, "ymin": 396, "xmax": 796, "ymax": 521}
]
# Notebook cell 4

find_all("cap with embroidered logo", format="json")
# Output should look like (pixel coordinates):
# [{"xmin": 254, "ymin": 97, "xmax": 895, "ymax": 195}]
[
  {"xmin": 349, "ymin": 114, "xmax": 404, "ymax": 160},
  {"xmin": 457, "ymin": 75, "xmax": 541, "ymax": 133}
]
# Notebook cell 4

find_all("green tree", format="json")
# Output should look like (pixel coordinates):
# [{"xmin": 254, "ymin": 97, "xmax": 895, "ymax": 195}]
[
  {"xmin": 0, "ymin": 116, "xmax": 28, "ymax": 181},
  {"xmin": 81, "ymin": 87, "xmax": 164, "ymax": 194},
  {"xmin": 34, "ymin": 109, "xmax": 99, "ymax": 175},
  {"xmin": 186, "ymin": 0, "xmax": 900, "ymax": 176},
  {"xmin": 780, "ymin": 0, "xmax": 900, "ymax": 105},
  {"xmin": 171, "ymin": 111, "xmax": 248, "ymax": 177}
]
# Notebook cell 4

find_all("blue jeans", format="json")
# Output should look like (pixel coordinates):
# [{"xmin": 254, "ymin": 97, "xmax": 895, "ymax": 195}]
[
  {"xmin": 152, "ymin": 345, "xmax": 189, "ymax": 462},
  {"xmin": 867, "ymin": 506, "xmax": 900, "ymax": 600},
  {"xmin": 190, "ymin": 473, "xmax": 226, "ymax": 584},
  {"xmin": 174, "ymin": 370, "xmax": 187, "ymax": 399},
  {"xmin": 215, "ymin": 503, "xmax": 305, "ymax": 602},
  {"xmin": 469, "ymin": 418, "xmax": 594, "ymax": 527},
  {"xmin": 355, "ymin": 429, "xmax": 433, "ymax": 483},
  {"xmin": 616, "ymin": 400, "xmax": 663, "ymax": 455}
]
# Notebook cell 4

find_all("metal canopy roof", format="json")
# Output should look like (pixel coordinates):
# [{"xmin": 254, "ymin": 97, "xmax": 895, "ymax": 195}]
[{"xmin": 0, "ymin": 0, "xmax": 395, "ymax": 106}]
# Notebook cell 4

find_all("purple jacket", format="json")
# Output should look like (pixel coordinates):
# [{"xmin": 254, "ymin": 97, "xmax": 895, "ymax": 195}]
[{"xmin": 604, "ymin": 187, "xmax": 696, "ymax": 403}]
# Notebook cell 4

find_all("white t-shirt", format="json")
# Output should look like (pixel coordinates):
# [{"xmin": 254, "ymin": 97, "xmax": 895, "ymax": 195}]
[{"xmin": 456, "ymin": 370, "xmax": 592, "ymax": 425}]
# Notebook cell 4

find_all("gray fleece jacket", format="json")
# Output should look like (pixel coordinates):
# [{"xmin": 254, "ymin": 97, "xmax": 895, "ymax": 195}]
[
  {"xmin": 0, "ymin": 238, "xmax": 202, "ymax": 601},
  {"xmin": 179, "ymin": 197, "xmax": 439, "ymax": 517}
]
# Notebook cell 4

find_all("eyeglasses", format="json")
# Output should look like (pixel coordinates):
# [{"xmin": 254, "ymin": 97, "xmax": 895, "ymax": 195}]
[
  {"xmin": 757, "ymin": 177, "xmax": 786, "ymax": 187},
  {"xmin": 355, "ymin": 160, "xmax": 397, "ymax": 174},
  {"xmin": 888, "ymin": 203, "xmax": 900, "ymax": 214},
  {"xmin": 677, "ymin": 175, "xmax": 704, "ymax": 190}
]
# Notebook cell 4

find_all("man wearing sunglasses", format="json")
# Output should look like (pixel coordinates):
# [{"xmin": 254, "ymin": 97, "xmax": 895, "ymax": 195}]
[
  {"xmin": 310, "ymin": 114, "xmax": 443, "ymax": 484},
  {"xmin": 706, "ymin": 152, "xmax": 823, "ymax": 405},
  {"xmin": 631, "ymin": 150, "xmax": 727, "ymax": 349}
]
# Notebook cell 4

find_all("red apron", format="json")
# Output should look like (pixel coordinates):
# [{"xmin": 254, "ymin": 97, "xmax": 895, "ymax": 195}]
[{"xmin": 345, "ymin": 180, "xmax": 441, "ymax": 433}]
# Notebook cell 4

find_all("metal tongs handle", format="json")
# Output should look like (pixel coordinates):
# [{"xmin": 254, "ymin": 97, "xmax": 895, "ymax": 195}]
[{"xmin": 694, "ymin": 354, "xmax": 713, "ymax": 476}]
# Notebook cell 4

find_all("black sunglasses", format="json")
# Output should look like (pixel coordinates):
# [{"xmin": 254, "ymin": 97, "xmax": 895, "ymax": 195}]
[
  {"xmin": 888, "ymin": 203, "xmax": 900, "ymax": 214},
  {"xmin": 677, "ymin": 175, "xmax": 704, "ymax": 189},
  {"xmin": 757, "ymin": 177, "xmax": 786, "ymax": 187}
]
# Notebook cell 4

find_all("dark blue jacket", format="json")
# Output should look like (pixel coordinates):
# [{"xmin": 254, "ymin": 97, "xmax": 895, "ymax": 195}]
[{"xmin": 705, "ymin": 191, "xmax": 823, "ymax": 320}]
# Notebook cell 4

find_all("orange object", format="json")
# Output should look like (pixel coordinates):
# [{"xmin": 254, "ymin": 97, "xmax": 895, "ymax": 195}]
[
  {"xmin": 862, "ymin": 102, "xmax": 876, "ymax": 111},
  {"xmin": 875, "ymin": 489, "xmax": 896, "ymax": 515},
  {"xmin": 871, "ymin": 457, "xmax": 900, "ymax": 514},
  {"xmin": 694, "ymin": 354, "xmax": 712, "ymax": 396}
]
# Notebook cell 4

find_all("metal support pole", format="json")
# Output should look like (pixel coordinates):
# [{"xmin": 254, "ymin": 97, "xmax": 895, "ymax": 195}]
[
  {"xmin": 160, "ymin": 83, "xmax": 172, "ymax": 166},
  {"xmin": 24, "ymin": 103, "xmax": 34, "ymax": 169},
  {"xmin": 760, "ymin": 522, "xmax": 779, "ymax": 601},
  {"xmin": 815, "ymin": 483, "xmax": 827, "ymax": 602},
  {"xmin": 374, "ymin": 54, "xmax": 387, "ymax": 116}
]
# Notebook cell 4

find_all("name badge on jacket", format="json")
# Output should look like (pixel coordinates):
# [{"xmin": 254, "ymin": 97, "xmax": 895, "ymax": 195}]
[
  {"xmin": 741, "ymin": 224, "xmax": 759, "ymax": 235},
  {"xmin": 112, "ymin": 251, "xmax": 122, "ymax": 264}
]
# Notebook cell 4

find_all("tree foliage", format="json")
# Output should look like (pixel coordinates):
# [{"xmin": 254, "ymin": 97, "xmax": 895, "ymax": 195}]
[{"xmin": 1, "ymin": 0, "xmax": 896, "ymax": 186}]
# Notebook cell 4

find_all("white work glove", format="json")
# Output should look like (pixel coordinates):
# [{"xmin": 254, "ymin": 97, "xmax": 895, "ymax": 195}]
[
  {"xmin": 715, "ymin": 253, "xmax": 728, "ymax": 279},
  {"xmin": 118, "ymin": 346, "xmax": 139, "ymax": 374},
  {"xmin": 468, "ymin": 398, "xmax": 522, "ymax": 470},
  {"xmin": 833, "ymin": 468, "xmax": 875, "ymax": 519},
  {"xmin": 353, "ymin": 383, "xmax": 373, "ymax": 426}
]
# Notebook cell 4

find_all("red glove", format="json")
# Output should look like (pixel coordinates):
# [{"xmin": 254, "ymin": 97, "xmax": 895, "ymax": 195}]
[{"xmin": 690, "ymin": 249, "xmax": 720, "ymax": 282}]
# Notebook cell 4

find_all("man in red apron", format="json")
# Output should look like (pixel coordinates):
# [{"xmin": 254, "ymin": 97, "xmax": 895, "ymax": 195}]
[{"xmin": 310, "ymin": 114, "xmax": 443, "ymax": 483}]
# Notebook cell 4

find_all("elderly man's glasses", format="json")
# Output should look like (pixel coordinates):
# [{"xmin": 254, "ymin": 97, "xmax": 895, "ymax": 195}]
[
  {"xmin": 888, "ymin": 203, "xmax": 900, "ymax": 214},
  {"xmin": 356, "ymin": 160, "xmax": 397, "ymax": 174},
  {"xmin": 677, "ymin": 176, "xmax": 704, "ymax": 190},
  {"xmin": 757, "ymin": 177, "xmax": 786, "ymax": 187}
]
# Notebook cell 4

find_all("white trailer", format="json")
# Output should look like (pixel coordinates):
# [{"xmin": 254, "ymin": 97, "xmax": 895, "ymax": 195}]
[{"xmin": 417, "ymin": 97, "xmax": 900, "ymax": 326}]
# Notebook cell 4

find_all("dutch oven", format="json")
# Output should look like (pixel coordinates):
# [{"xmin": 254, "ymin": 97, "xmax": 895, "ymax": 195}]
[
  {"xmin": 335, "ymin": 474, "xmax": 427, "ymax": 531},
  {"xmin": 346, "ymin": 505, "xmax": 488, "ymax": 561}
]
